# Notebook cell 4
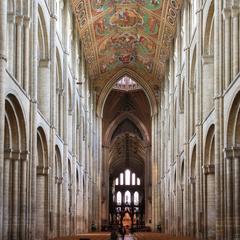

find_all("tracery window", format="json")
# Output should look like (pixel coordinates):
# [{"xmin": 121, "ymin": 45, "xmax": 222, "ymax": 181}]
[
  {"xmin": 125, "ymin": 169, "xmax": 131, "ymax": 185},
  {"xmin": 132, "ymin": 173, "xmax": 136, "ymax": 185},
  {"xmin": 115, "ymin": 177, "xmax": 119, "ymax": 186},
  {"xmin": 137, "ymin": 177, "xmax": 141, "ymax": 185},
  {"xmin": 117, "ymin": 191, "xmax": 122, "ymax": 205},
  {"xmin": 113, "ymin": 76, "xmax": 142, "ymax": 91},
  {"xmin": 111, "ymin": 169, "xmax": 144, "ymax": 226},
  {"xmin": 134, "ymin": 191, "xmax": 139, "ymax": 205},
  {"xmin": 120, "ymin": 173, "xmax": 124, "ymax": 185},
  {"xmin": 124, "ymin": 191, "xmax": 131, "ymax": 204}
]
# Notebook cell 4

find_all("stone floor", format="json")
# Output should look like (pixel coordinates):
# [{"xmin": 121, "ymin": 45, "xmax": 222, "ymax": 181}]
[
  {"xmin": 118, "ymin": 234, "xmax": 135, "ymax": 240},
  {"xmin": 50, "ymin": 232, "xmax": 197, "ymax": 240}
]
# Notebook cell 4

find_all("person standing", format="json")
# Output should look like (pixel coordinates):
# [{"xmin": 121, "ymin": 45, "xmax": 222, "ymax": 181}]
[
  {"xmin": 110, "ymin": 229, "xmax": 118, "ymax": 240},
  {"xmin": 120, "ymin": 226, "xmax": 126, "ymax": 240}
]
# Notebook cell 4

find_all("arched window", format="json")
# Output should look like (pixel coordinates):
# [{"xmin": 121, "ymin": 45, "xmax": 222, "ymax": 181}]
[
  {"xmin": 115, "ymin": 178, "xmax": 119, "ymax": 186},
  {"xmin": 117, "ymin": 191, "xmax": 122, "ymax": 205},
  {"xmin": 134, "ymin": 192, "xmax": 139, "ymax": 205},
  {"xmin": 137, "ymin": 178, "xmax": 141, "ymax": 186},
  {"xmin": 125, "ymin": 169, "xmax": 131, "ymax": 185},
  {"xmin": 120, "ymin": 173, "xmax": 124, "ymax": 185},
  {"xmin": 124, "ymin": 191, "xmax": 131, "ymax": 204},
  {"xmin": 132, "ymin": 173, "xmax": 136, "ymax": 185}
]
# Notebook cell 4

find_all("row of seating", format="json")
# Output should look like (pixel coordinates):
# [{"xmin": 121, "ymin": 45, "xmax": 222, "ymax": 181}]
[
  {"xmin": 134, "ymin": 232, "xmax": 197, "ymax": 240},
  {"xmin": 50, "ymin": 232, "xmax": 110, "ymax": 240},
  {"xmin": 50, "ymin": 232, "xmax": 197, "ymax": 240}
]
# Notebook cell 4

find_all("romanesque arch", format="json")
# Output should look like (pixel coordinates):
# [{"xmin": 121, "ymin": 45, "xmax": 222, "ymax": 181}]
[
  {"xmin": 36, "ymin": 127, "xmax": 49, "ymax": 239},
  {"xmin": 3, "ymin": 94, "xmax": 27, "ymax": 240},
  {"xmin": 190, "ymin": 145, "xmax": 196, "ymax": 236},
  {"xmin": 203, "ymin": 124, "xmax": 215, "ymax": 239},
  {"xmin": 225, "ymin": 90, "xmax": 240, "ymax": 239},
  {"xmin": 37, "ymin": 4, "xmax": 50, "ymax": 118},
  {"xmin": 55, "ymin": 145, "xmax": 62, "ymax": 236}
]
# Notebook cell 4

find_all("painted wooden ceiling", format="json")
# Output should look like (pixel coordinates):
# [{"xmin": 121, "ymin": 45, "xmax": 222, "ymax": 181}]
[{"xmin": 71, "ymin": 0, "xmax": 182, "ymax": 85}]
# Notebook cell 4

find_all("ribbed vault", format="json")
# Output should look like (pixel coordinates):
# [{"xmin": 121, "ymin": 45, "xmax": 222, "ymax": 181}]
[{"xmin": 109, "ymin": 133, "xmax": 145, "ymax": 178}]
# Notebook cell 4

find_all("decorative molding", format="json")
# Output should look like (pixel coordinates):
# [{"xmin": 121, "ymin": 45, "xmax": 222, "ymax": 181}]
[{"xmin": 71, "ymin": 0, "xmax": 183, "ymax": 87}]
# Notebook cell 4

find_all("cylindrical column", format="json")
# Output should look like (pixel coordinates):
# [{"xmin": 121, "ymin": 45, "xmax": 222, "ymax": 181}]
[
  {"xmin": 49, "ymin": 1, "xmax": 57, "ymax": 238},
  {"xmin": 233, "ymin": 147, "xmax": 240, "ymax": 240},
  {"xmin": 0, "ymin": 0, "xmax": 8, "ymax": 236},
  {"xmin": 7, "ymin": 13, "xmax": 15, "ymax": 74},
  {"xmin": 20, "ymin": 151, "xmax": 28, "ymax": 239},
  {"xmin": 23, "ymin": 16, "xmax": 30, "ymax": 93},
  {"xmin": 214, "ymin": 0, "xmax": 224, "ymax": 239},
  {"xmin": 12, "ymin": 152, "xmax": 20, "ymax": 240},
  {"xmin": 189, "ymin": 177, "xmax": 196, "ymax": 236},
  {"xmin": 29, "ymin": 0, "xmax": 38, "ymax": 239},
  {"xmin": 223, "ymin": 8, "xmax": 231, "ymax": 88},
  {"xmin": 226, "ymin": 151, "xmax": 233, "ymax": 239},
  {"xmin": 3, "ymin": 150, "xmax": 11, "ymax": 240},
  {"xmin": 231, "ymin": 7, "xmax": 239, "ymax": 78},
  {"xmin": 15, "ymin": 15, "xmax": 23, "ymax": 85}
]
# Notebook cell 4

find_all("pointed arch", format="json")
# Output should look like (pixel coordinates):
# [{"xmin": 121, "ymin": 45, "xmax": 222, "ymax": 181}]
[
  {"xmin": 103, "ymin": 112, "xmax": 150, "ymax": 145},
  {"xmin": 97, "ymin": 68, "xmax": 158, "ymax": 118}
]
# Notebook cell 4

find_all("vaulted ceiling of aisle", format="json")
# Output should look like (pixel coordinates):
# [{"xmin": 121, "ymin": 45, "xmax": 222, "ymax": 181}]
[{"xmin": 71, "ymin": 0, "xmax": 182, "ymax": 87}]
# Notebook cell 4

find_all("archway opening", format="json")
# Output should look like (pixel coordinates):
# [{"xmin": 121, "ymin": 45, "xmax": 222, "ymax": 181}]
[{"xmin": 101, "ymin": 75, "xmax": 151, "ymax": 231}]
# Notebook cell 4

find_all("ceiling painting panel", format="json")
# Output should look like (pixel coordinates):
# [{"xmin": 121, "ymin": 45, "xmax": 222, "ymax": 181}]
[{"xmin": 71, "ymin": 0, "xmax": 182, "ymax": 86}]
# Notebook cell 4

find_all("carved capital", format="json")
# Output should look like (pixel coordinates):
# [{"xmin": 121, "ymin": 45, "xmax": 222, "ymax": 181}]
[
  {"xmin": 202, "ymin": 165, "xmax": 208, "ymax": 175},
  {"xmin": 23, "ymin": 16, "xmax": 31, "ymax": 28},
  {"xmin": 188, "ymin": 176, "xmax": 196, "ymax": 184},
  {"xmin": 232, "ymin": 146, "xmax": 240, "ymax": 159},
  {"xmin": 55, "ymin": 176, "xmax": 63, "ymax": 184},
  {"xmin": 222, "ymin": 8, "xmax": 232, "ymax": 19},
  {"xmin": 202, "ymin": 55, "xmax": 214, "ymax": 65},
  {"xmin": 7, "ymin": 13, "xmax": 15, "ymax": 23},
  {"xmin": 15, "ymin": 15, "xmax": 23, "ymax": 25},
  {"xmin": 20, "ymin": 150, "xmax": 29, "ymax": 161},
  {"xmin": 11, "ymin": 150, "xmax": 21, "ymax": 160},
  {"xmin": 39, "ymin": 59, "xmax": 50, "ymax": 68},
  {"xmin": 37, "ymin": 166, "xmax": 50, "ymax": 175},
  {"xmin": 224, "ymin": 146, "xmax": 240, "ymax": 159},
  {"xmin": 4, "ymin": 148, "xmax": 12, "ymax": 159},
  {"xmin": 208, "ymin": 164, "xmax": 215, "ymax": 174},
  {"xmin": 232, "ymin": 6, "xmax": 240, "ymax": 18},
  {"xmin": 224, "ymin": 147, "xmax": 234, "ymax": 159}
]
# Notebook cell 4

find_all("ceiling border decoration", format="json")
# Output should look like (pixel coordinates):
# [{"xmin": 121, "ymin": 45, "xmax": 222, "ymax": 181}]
[{"xmin": 71, "ymin": 0, "xmax": 182, "ymax": 87}]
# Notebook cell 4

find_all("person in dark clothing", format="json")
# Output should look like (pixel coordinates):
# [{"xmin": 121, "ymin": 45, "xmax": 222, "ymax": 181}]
[
  {"xmin": 110, "ymin": 229, "xmax": 118, "ymax": 240},
  {"xmin": 120, "ymin": 226, "xmax": 126, "ymax": 240}
]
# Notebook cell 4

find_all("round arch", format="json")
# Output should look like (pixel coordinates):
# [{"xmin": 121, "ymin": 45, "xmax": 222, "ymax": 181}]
[
  {"xmin": 204, "ymin": 124, "xmax": 215, "ymax": 165},
  {"xmin": 227, "ymin": 90, "xmax": 240, "ymax": 146},
  {"xmin": 37, "ymin": 126, "xmax": 48, "ymax": 167},
  {"xmin": 5, "ymin": 94, "xmax": 27, "ymax": 151}
]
